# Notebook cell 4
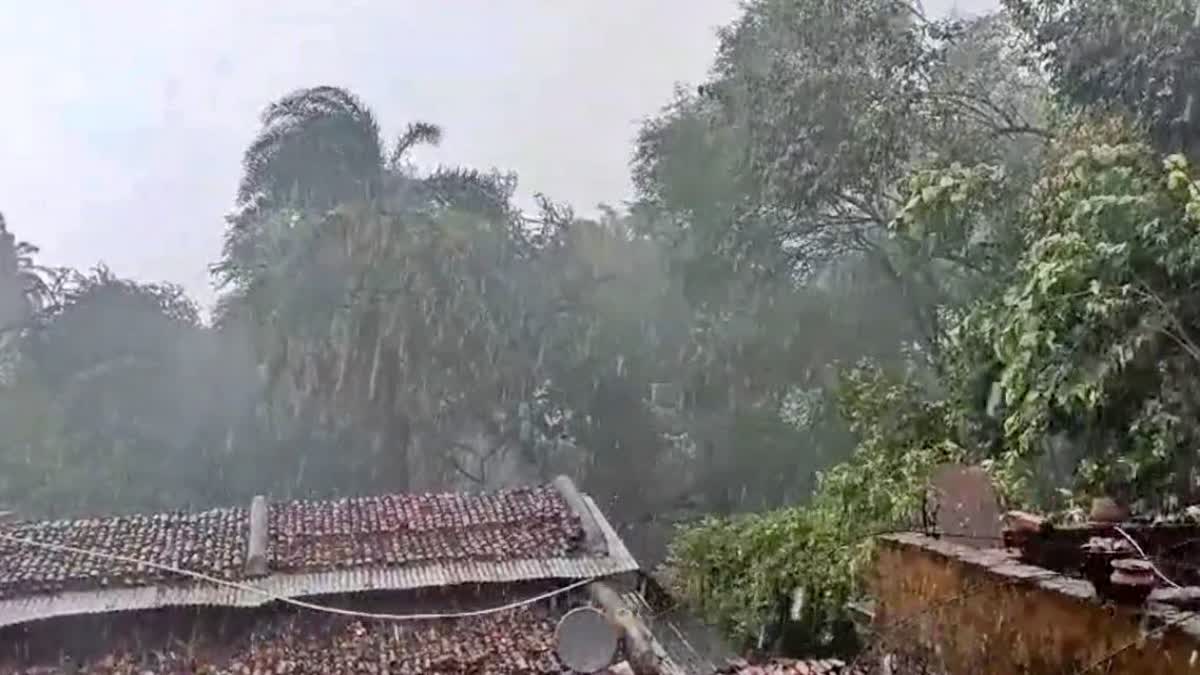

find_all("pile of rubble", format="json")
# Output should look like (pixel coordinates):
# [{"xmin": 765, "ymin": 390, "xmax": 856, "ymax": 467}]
[
  {"xmin": 269, "ymin": 486, "xmax": 584, "ymax": 571},
  {"xmin": 0, "ymin": 507, "xmax": 248, "ymax": 597}
]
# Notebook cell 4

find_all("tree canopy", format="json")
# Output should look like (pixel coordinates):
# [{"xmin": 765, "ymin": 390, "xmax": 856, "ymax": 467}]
[{"xmin": 2, "ymin": 0, "xmax": 1199, "ymax": 662}]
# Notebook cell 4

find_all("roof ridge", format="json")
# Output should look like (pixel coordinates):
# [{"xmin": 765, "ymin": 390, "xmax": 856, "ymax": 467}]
[
  {"xmin": 0, "ymin": 492, "xmax": 639, "ymax": 629},
  {"xmin": 0, "ymin": 479, "xmax": 630, "ymax": 618},
  {"xmin": 2, "ymin": 503, "xmax": 248, "ymax": 529},
  {"xmin": 4, "ymin": 483, "xmax": 555, "ymax": 528}
]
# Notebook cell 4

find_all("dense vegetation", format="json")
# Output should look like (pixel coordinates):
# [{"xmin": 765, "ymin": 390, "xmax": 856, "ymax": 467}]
[
  {"xmin": 669, "ymin": 0, "xmax": 1200, "ymax": 655},
  {"xmin": 1, "ymin": 0, "xmax": 1198, "ymax": 660}
]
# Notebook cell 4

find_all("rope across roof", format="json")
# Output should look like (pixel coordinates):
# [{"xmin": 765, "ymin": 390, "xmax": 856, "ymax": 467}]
[{"xmin": 0, "ymin": 480, "xmax": 639, "ymax": 628}]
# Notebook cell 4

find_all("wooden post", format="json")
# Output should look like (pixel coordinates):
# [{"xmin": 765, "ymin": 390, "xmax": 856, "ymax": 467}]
[{"xmin": 588, "ymin": 582, "xmax": 663, "ymax": 675}]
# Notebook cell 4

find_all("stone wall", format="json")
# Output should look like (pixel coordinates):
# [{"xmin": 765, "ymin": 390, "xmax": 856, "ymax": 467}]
[{"xmin": 870, "ymin": 533, "xmax": 1200, "ymax": 674}]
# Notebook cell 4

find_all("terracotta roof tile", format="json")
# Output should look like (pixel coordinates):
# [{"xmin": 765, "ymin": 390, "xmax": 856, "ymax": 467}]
[
  {"xmin": 268, "ymin": 486, "xmax": 583, "ymax": 572},
  {"xmin": 0, "ymin": 486, "xmax": 587, "ymax": 598},
  {"xmin": 716, "ymin": 658, "xmax": 866, "ymax": 675},
  {"xmin": 0, "ymin": 507, "xmax": 247, "ymax": 598},
  {"xmin": 14, "ymin": 607, "xmax": 572, "ymax": 674}
]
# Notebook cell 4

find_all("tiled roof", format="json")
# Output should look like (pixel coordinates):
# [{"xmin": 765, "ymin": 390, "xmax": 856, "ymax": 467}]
[
  {"xmin": 0, "ymin": 507, "xmax": 248, "ymax": 598},
  {"xmin": 0, "ymin": 486, "xmax": 587, "ymax": 600},
  {"xmin": 269, "ymin": 486, "xmax": 581, "ymax": 571},
  {"xmin": 9, "ymin": 607, "xmax": 574, "ymax": 674},
  {"xmin": 716, "ymin": 658, "xmax": 866, "ymax": 675}
]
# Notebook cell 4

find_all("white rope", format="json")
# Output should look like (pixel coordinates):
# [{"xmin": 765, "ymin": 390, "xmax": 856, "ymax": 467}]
[
  {"xmin": 0, "ymin": 531, "xmax": 594, "ymax": 621},
  {"xmin": 1112, "ymin": 525, "xmax": 1181, "ymax": 589}
]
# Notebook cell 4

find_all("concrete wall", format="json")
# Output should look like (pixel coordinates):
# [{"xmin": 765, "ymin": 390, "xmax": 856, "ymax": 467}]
[{"xmin": 870, "ymin": 533, "xmax": 1200, "ymax": 674}]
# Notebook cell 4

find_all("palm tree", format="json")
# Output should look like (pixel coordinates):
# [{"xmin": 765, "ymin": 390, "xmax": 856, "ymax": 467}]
[
  {"xmin": 0, "ymin": 213, "xmax": 60, "ymax": 387},
  {"xmin": 0, "ymin": 213, "xmax": 56, "ymax": 337},
  {"xmin": 216, "ymin": 86, "xmax": 548, "ymax": 491},
  {"xmin": 235, "ymin": 87, "xmax": 385, "ymax": 213},
  {"xmin": 220, "ymin": 86, "xmax": 513, "ymax": 284}
]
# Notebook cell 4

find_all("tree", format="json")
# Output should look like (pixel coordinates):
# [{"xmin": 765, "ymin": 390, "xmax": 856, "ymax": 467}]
[
  {"xmin": 218, "ymin": 86, "xmax": 566, "ymax": 492},
  {"xmin": 946, "ymin": 122, "xmax": 1200, "ymax": 507},
  {"xmin": 659, "ymin": 1, "xmax": 1200, "ymax": 652},
  {"xmin": 670, "ymin": 115, "xmax": 1200, "ymax": 654},
  {"xmin": 637, "ymin": 2, "xmax": 1049, "ymax": 353},
  {"xmin": 223, "ymin": 86, "xmax": 492, "ymax": 279},
  {"xmin": 1, "ymin": 268, "xmax": 241, "ymax": 515},
  {"xmin": 625, "ymin": 4, "xmax": 1052, "ymax": 532},
  {"xmin": 233, "ymin": 87, "xmax": 385, "ymax": 217},
  {"xmin": 0, "ymin": 214, "xmax": 58, "ymax": 339},
  {"xmin": 1005, "ymin": 0, "xmax": 1200, "ymax": 159}
]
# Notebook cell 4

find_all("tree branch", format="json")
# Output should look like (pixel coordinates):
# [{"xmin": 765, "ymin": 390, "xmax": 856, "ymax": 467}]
[
  {"xmin": 926, "ymin": 90, "xmax": 1053, "ymax": 140},
  {"xmin": 1130, "ymin": 282, "xmax": 1200, "ymax": 365},
  {"xmin": 989, "ymin": 124, "xmax": 1055, "ymax": 140},
  {"xmin": 446, "ymin": 449, "xmax": 485, "ymax": 485}
]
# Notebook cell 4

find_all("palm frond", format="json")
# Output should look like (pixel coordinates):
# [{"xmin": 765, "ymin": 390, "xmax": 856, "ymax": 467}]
[
  {"xmin": 236, "ymin": 86, "xmax": 385, "ymax": 211},
  {"xmin": 390, "ymin": 122, "xmax": 443, "ymax": 169}
]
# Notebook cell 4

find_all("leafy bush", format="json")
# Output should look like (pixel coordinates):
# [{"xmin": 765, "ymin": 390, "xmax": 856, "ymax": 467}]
[{"xmin": 669, "ymin": 363, "xmax": 961, "ymax": 651}]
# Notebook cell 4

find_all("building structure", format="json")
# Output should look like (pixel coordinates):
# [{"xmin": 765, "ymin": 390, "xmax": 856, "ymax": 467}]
[{"xmin": 0, "ymin": 476, "xmax": 687, "ymax": 674}]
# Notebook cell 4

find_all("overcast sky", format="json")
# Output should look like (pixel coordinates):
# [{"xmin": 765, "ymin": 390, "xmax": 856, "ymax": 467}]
[{"xmin": 0, "ymin": 0, "xmax": 998, "ymax": 308}]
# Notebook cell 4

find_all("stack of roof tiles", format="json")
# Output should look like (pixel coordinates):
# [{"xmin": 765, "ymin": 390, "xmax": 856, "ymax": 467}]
[
  {"xmin": 0, "ymin": 486, "xmax": 585, "ymax": 598},
  {"xmin": 0, "ymin": 507, "xmax": 247, "ymax": 598}
]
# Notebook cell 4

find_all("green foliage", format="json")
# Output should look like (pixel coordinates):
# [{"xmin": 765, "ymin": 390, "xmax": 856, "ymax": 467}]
[
  {"xmin": 1004, "ymin": 0, "xmax": 1200, "ymax": 158},
  {"xmin": 894, "ymin": 163, "xmax": 1006, "ymax": 251},
  {"xmin": 0, "ymin": 213, "xmax": 60, "ymax": 340},
  {"xmin": 953, "ymin": 131, "xmax": 1200, "ymax": 506},
  {"xmin": 670, "ymin": 363, "xmax": 960, "ymax": 651},
  {"xmin": 234, "ymin": 86, "xmax": 385, "ymax": 214},
  {"xmin": 223, "ymin": 85, "xmax": 891, "ymax": 517},
  {"xmin": 637, "ymin": 1, "xmax": 1051, "ymax": 363},
  {"xmin": 4, "ymin": 2, "xmax": 1197, "ymax": 664},
  {"xmin": 667, "ymin": 109, "xmax": 1200, "ymax": 657},
  {"xmin": 1, "ymin": 82, "xmax": 860, "ymax": 524},
  {"xmin": 0, "ymin": 267, "xmax": 251, "ymax": 515}
]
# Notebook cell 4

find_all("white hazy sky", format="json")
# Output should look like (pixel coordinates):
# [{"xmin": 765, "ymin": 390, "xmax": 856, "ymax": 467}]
[{"xmin": 0, "ymin": 0, "xmax": 998, "ymax": 308}]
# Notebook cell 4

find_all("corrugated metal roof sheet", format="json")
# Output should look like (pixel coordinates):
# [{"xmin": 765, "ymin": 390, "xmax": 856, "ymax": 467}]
[{"xmin": 0, "ymin": 496, "xmax": 638, "ymax": 628}]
